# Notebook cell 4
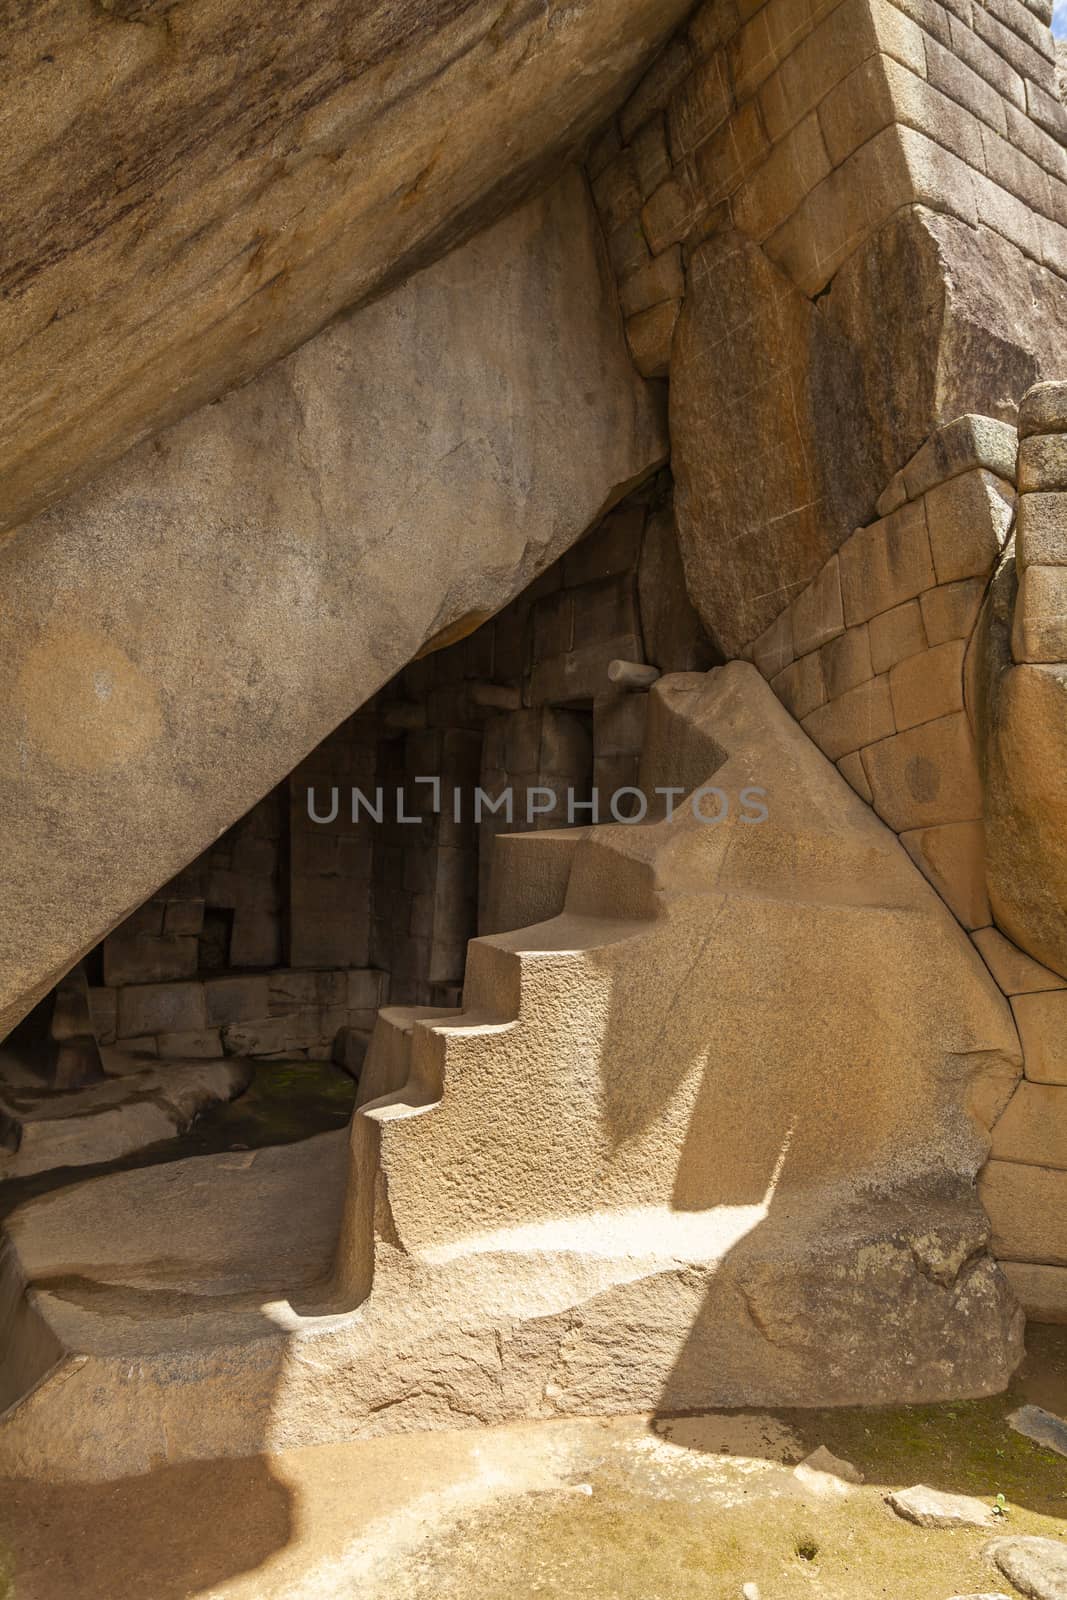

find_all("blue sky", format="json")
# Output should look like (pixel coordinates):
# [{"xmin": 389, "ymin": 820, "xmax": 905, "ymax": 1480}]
[{"xmin": 1054, "ymin": 0, "xmax": 1066, "ymax": 38}]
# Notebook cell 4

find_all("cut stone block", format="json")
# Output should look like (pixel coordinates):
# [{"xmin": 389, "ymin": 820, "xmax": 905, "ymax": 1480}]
[
  {"xmin": 1012, "ymin": 990, "xmax": 1067, "ymax": 1083},
  {"xmin": 1001, "ymin": 1261, "xmax": 1067, "ymax": 1323},
  {"xmin": 155, "ymin": 1029, "xmax": 225, "ymax": 1060},
  {"xmin": 116, "ymin": 981, "xmax": 207, "ymax": 1040},
  {"xmin": 164, "ymin": 899, "xmax": 206, "ymax": 936},
  {"xmin": 752, "ymin": 608, "xmax": 794, "ymax": 679},
  {"xmin": 821, "ymin": 623, "xmax": 872, "ymax": 698},
  {"xmin": 625, "ymin": 300, "xmax": 681, "ymax": 378},
  {"xmin": 979, "ymin": 1159, "xmax": 1067, "ymax": 1264},
  {"xmin": 790, "ymin": 556, "xmax": 844, "ymax": 656},
  {"xmin": 920, "ymin": 578, "xmax": 986, "ymax": 645},
  {"xmin": 1012, "ymin": 566, "xmax": 1067, "ymax": 662},
  {"xmin": 890, "ymin": 639, "xmax": 965, "ymax": 731},
  {"xmin": 1018, "ymin": 432, "xmax": 1067, "ymax": 492},
  {"xmin": 839, "ymin": 502, "xmax": 935, "ymax": 626},
  {"xmin": 869, "ymin": 599, "xmax": 928, "ymax": 674},
  {"xmin": 1017, "ymin": 493, "xmax": 1067, "ymax": 568},
  {"xmin": 861, "ymin": 712, "xmax": 983, "ymax": 831},
  {"xmin": 836, "ymin": 750, "xmax": 873, "ymax": 804},
  {"xmin": 203, "ymin": 976, "xmax": 271, "ymax": 1027},
  {"xmin": 923, "ymin": 469, "xmax": 1014, "ymax": 584},
  {"xmin": 801, "ymin": 674, "xmax": 894, "ymax": 761},
  {"xmin": 771, "ymin": 651, "xmax": 826, "ymax": 720},
  {"xmin": 103, "ymin": 932, "xmax": 199, "ymax": 988},
  {"xmin": 347, "ymin": 970, "xmax": 388, "ymax": 1011},
  {"xmin": 87, "ymin": 988, "xmax": 117, "ymax": 1046},
  {"xmin": 619, "ymin": 247, "xmax": 685, "ymax": 318},
  {"xmin": 1019, "ymin": 379, "xmax": 1067, "ymax": 438},
  {"xmin": 901, "ymin": 819, "xmax": 989, "ymax": 929},
  {"xmin": 972, "ymin": 928, "xmax": 1067, "ymax": 995},
  {"xmin": 990, "ymin": 1080, "xmax": 1067, "ymax": 1168},
  {"xmin": 901, "ymin": 414, "xmax": 1018, "ymax": 500},
  {"xmin": 875, "ymin": 469, "xmax": 908, "ymax": 518}
]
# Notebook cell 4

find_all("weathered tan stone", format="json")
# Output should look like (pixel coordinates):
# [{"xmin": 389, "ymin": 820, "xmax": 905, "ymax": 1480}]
[
  {"xmin": 1012, "ymin": 566, "xmax": 1067, "ymax": 662},
  {"xmin": 840, "ymin": 504, "xmax": 936, "ymax": 627},
  {"xmin": 751, "ymin": 609, "xmax": 795, "ymax": 679},
  {"xmin": 901, "ymin": 819, "xmax": 990, "ymax": 929},
  {"xmin": 862, "ymin": 712, "xmax": 983, "ymax": 831},
  {"xmin": 802, "ymin": 674, "xmax": 894, "ymax": 761},
  {"xmin": 619, "ymin": 248, "xmax": 686, "ymax": 319},
  {"xmin": 593, "ymin": 152, "xmax": 644, "ymax": 233},
  {"xmin": 673, "ymin": 205, "xmax": 1067, "ymax": 655},
  {"xmin": 837, "ymin": 749, "xmax": 874, "ymax": 803},
  {"xmin": 980, "ymin": 1159, "xmax": 1067, "ymax": 1264},
  {"xmin": 980, "ymin": 607, "xmax": 1067, "ymax": 978},
  {"xmin": 771, "ymin": 651, "xmax": 827, "ymax": 720},
  {"xmin": 869, "ymin": 599, "xmax": 929, "ymax": 673},
  {"xmin": 0, "ymin": 171, "xmax": 666, "ymax": 1039},
  {"xmin": 631, "ymin": 116, "xmax": 673, "ymax": 200},
  {"xmin": 117, "ymin": 982, "xmax": 207, "ymax": 1040},
  {"xmin": 1017, "ymin": 493, "xmax": 1067, "ymax": 568},
  {"xmin": 887, "ymin": 1484, "xmax": 996, "ymax": 1529},
  {"xmin": 0, "ymin": 0, "xmax": 690, "ymax": 541},
  {"xmin": 821, "ymin": 624, "xmax": 872, "ymax": 698},
  {"xmin": 732, "ymin": 114, "xmax": 832, "ymax": 243},
  {"xmin": 621, "ymin": 35, "xmax": 695, "ymax": 141},
  {"xmin": 203, "ymin": 976, "xmax": 271, "ymax": 1028},
  {"xmin": 1002, "ymin": 1261, "xmax": 1067, "ymax": 1323},
  {"xmin": 791, "ymin": 557, "xmax": 845, "ymax": 656},
  {"xmin": 920, "ymin": 578, "xmax": 987, "ymax": 644},
  {"xmin": 625, "ymin": 300, "xmax": 681, "ymax": 378},
  {"xmin": 903, "ymin": 414, "xmax": 1019, "ymax": 500},
  {"xmin": 0, "ymin": 1058, "xmax": 250, "ymax": 1179},
  {"xmin": 890, "ymin": 639, "xmax": 966, "ymax": 730},
  {"xmin": 924, "ymin": 470, "xmax": 1014, "ymax": 584},
  {"xmin": 1019, "ymin": 433, "xmax": 1067, "ymax": 493},
  {"xmin": 670, "ymin": 229, "xmax": 883, "ymax": 653},
  {"xmin": 973, "ymin": 927, "xmax": 1067, "ymax": 995},
  {"xmin": 691, "ymin": 101, "xmax": 769, "ymax": 206},
  {"xmin": 991, "ymin": 1080, "xmax": 1067, "ymax": 1168},
  {"xmin": 637, "ymin": 504, "xmax": 716, "ymax": 674},
  {"xmin": 1012, "ymin": 991, "xmax": 1067, "ymax": 1083},
  {"xmin": 1019, "ymin": 380, "xmax": 1067, "ymax": 438},
  {"xmin": 876, "ymin": 470, "xmax": 909, "ymax": 518},
  {"xmin": 641, "ymin": 174, "xmax": 701, "ymax": 254},
  {"xmin": 667, "ymin": 50, "xmax": 732, "ymax": 160},
  {"xmin": 155, "ymin": 1029, "xmax": 225, "ymax": 1060}
]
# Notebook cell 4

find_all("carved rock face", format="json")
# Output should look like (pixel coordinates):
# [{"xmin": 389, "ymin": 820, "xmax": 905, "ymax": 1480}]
[
  {"xmin": 0, "ymin": 169, "xmax": 666, "ymax": 1039},
  {"xmin": 0, "ymin": 0, "xmax": 689, "ymax": 538}
]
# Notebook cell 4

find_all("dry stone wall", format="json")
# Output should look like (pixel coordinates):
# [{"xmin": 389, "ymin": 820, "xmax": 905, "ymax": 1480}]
[
  {"xmin": 589, "ymin": 0, "xmax": 1067, "ymax": 376},
  {"xmin": 587, "ymin": 0, "xmax": 1067, "ymax": 657},
  {"xmin": 746, "ymin": 389, "xmax": 1067, "ymax": 1321}
]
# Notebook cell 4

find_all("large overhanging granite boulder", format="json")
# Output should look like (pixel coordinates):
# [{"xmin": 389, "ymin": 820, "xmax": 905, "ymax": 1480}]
[
  {"xmin": 0, "ymin": 0, "xmax": 688, "ymax": 538},
  {"xmin": 0, "ymin": 167, "xmax": 666, "ymax": 1039}
]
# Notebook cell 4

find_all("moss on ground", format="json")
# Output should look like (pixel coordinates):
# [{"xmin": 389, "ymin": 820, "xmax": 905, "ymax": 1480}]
[{"xmin": 391, "ymin": 1330, "xmax": 1067, "ymax": 1600}]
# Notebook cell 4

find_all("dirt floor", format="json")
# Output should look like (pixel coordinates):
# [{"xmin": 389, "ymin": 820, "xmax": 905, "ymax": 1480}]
[{"xmin": 1, "ymin": 1326, "xmax": 1065, "ymax": 1600}]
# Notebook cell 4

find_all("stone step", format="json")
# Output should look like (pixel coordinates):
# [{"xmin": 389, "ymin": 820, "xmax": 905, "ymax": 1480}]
[{"xmin": 0, "ymin": 1057, "xmax": 253, "ymax": 1178}]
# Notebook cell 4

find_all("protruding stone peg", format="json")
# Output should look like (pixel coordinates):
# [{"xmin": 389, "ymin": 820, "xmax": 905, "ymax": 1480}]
[{"xmin": 608, "ymin": 659, "xmax": 660, "ymax": 689}]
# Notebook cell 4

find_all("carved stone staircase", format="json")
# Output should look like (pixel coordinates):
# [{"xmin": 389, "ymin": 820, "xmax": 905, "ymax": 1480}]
[{"xmin": 0, "ymin": 664, "xmax": 1027, "ymax": 1481}]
